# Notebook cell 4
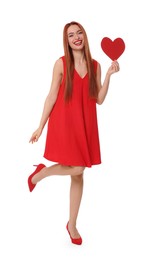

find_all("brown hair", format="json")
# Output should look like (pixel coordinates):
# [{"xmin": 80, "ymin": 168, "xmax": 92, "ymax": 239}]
[{"xmin": 63, "ymin": 21, "xmax": 98, "ymax": 102}]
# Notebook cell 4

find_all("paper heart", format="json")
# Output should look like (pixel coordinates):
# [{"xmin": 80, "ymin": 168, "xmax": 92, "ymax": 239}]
[{"xmin": 101, "ymin": 37, "xmax": 125, "ymax": 60}]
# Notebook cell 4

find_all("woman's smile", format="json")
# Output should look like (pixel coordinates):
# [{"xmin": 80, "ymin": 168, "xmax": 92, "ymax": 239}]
[{"xmin": 74, "ymin": 40, "xmax": 82, "ymax": 46}]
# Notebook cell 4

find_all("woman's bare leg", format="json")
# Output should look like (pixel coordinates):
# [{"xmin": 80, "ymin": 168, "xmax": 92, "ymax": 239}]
[
  {"xmin": 32, "ymin": 164, "xmax": 84, "ymax": 184},
  {"xmin": 68, "ymin": 174, "xmax": 84, "ymax": 238},
  {"xmin": 31, "ymin": 164, "xmax": 85, "ymax": 238}
]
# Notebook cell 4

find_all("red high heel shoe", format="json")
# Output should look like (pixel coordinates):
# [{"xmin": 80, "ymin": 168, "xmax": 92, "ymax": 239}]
[
  {"xmin": 28, "ymin": 164, "xmax": 46, "ymax": 192},
  {"xmin": 66, "ymin": 222, "xmax": 82, "ymax": 245}
]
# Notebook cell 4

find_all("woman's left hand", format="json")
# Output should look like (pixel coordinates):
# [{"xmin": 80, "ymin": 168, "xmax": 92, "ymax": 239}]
[{"xmin": 107, "ymin": 60, "xmax": 120, "ymax": 76}]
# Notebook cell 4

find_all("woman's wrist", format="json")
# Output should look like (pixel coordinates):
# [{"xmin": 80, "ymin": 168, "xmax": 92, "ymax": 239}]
[
  {"xmin": 106, "ymin": 71, "xmax": 111, "ymax": 78},
  {"xmin": 38, "ymin": 125, "xmax": 44, "ymax": 132}
]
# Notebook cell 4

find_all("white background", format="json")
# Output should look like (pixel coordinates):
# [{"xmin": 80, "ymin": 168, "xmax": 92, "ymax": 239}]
[{"xmin": 0, "ymin": 0, "xmax": 151, "ymax": 259}]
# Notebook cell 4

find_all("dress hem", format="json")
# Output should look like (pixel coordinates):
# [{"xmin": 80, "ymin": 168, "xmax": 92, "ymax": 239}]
[{"xmin": 43, "ymin": 154, "xmax": 102, "ymax": 168}]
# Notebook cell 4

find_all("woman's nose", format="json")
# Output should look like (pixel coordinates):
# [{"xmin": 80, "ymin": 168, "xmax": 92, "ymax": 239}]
[{"xmin": 75, "ymin": 33, "xmax": 80, "ymax": 39}]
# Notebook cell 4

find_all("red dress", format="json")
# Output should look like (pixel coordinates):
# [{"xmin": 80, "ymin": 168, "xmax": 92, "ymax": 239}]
[{"xmin": 44, "ymin": 56, "xmax": 101, "ymax": 167}]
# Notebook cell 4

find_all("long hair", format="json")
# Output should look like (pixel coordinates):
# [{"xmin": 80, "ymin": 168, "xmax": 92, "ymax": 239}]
[{"xmin": 63, "ymin": 21, "xmax": 98, "ymax": 102}]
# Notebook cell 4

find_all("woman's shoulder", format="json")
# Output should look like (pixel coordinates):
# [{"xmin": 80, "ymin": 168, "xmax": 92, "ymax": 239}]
[
  {"xmin": 54, "ymin": 56, "xmax": 64, "ymax": 65},
  {"xmin": 53, "ymin": 56, "xmax": 67, "ymax": 77},
  {"xmin": 52, "ymin": 56, "xmax": 64, "ymax": 75},
  {"xmin": 92, "ymin": 58, "xmax": 100, "ymax": 72},
  {"xmin": 55, "ymin": 55, "xmax": 66, "ymax": 65},
  {"xmin": 55, "ymin": 56, "xmax": 66, "ymax": 68},
  {"xmin": 92, "ymin": 58, "xmax": 100, "ymax": 65}
]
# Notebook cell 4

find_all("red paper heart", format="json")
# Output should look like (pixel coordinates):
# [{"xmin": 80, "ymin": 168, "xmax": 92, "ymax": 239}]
[{"xmin": 101, "ymin": 37, "xmax": 125, "ymax": 60}]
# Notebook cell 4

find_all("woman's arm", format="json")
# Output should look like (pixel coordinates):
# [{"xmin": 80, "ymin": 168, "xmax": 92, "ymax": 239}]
[
  {"xmin": 29, "ymin": 58, "xmax": 63, "ymax": 143},
  {"xmin": 96, "ymin": 61, "xmax": 120, "ymax": 105}
]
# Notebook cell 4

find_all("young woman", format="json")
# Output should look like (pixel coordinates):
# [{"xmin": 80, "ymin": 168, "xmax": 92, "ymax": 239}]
[{"xmin": 28, "ymin": 21, "xmax": 120, "ymax": 245}]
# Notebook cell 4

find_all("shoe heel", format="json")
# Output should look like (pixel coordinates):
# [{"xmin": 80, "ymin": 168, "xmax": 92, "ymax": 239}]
[
  {"xmin": 28, "ymin": 163, "xmax": 46, "ymax": 192},
  {"xmin": 66, "ymin": 222, "xmax": 82, "ymax": 245}
]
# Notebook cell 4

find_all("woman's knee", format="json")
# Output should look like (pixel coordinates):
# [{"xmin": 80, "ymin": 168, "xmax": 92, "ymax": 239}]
[
  {"xmin": 71, "ymin": 166, "xmax": 85, "ymax": 175},
  {"xmin": 71, "ymin": 173, "xmax": 83, "ymax": 182}
]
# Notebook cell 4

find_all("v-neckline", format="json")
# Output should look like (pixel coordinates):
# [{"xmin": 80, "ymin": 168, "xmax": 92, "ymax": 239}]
[{"xmin": 74, "ymin": 69, "xmax": 88, "ymax": 80}]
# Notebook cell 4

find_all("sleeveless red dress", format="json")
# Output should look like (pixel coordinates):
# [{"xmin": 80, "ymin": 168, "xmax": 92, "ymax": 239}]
[{"xmin": 44, "ymin": 56, "xmax": 101, "ymax": 167}]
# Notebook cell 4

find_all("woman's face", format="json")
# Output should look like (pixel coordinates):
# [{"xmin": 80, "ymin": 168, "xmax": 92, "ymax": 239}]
[{"xmin": 67, "ymin": 24, "xmax": 84, "ymax": 51}]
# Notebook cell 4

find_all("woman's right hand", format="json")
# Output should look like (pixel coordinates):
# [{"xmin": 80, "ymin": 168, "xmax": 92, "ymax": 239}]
[{"xmin": 29, "ymin": 127, "xmax": 43, "ymax": 144}]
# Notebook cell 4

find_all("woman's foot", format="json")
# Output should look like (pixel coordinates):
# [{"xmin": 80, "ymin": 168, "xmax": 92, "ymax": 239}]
[
  {"xmin": 66, "ymin": 222, "xmax": 82, "ymax": 245},
  {"xmin": 28, "ymin": 164, "xmax": 46, "ymax": 192},
  {"xmin": 68, "ymin": 222, "xmax": 81, "ymax": 238}
]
